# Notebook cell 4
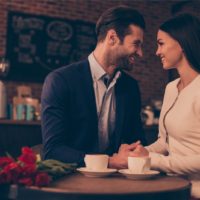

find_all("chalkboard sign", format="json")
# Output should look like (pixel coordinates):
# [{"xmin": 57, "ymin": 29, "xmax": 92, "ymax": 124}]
[{"xmin": 6, "ymin": 11, "xmax": 96, "ymax": 82}]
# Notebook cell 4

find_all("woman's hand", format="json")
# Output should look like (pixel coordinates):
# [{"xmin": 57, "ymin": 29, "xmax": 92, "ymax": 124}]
[{"xmin": 118, "ymin": 141, "xmax": 141, "ymax": 154}]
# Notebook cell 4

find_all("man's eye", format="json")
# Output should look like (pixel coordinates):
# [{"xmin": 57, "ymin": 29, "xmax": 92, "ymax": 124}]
[{"xmin": 133, "ymin": 43, "xmax": 141, "ymax": 48}]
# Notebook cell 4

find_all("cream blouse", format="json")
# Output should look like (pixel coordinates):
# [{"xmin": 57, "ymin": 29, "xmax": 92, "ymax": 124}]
[{"xmin": 146, "ymin": 75, "xmax": 200, "ymax": 198}]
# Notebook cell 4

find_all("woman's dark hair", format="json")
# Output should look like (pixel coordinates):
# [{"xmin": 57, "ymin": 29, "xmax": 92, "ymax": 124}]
[
  {"xmin": 96, "ymin": 5, "xmax": 145, "ymax": 42},
  {"xmin": 160, "ymin": 13, "xmax": 200, "ymax": 73}
]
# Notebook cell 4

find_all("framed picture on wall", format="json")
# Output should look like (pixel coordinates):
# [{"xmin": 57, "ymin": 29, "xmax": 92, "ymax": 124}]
[{"xmin": 6, "ymin": 11, "xmax": 96, "ymax": 82}]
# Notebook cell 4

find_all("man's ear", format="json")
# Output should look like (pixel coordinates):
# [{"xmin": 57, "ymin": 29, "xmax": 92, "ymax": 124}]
[{"xmin": 107, "ymin": 29, "xmax": 119, "ymax": 46}]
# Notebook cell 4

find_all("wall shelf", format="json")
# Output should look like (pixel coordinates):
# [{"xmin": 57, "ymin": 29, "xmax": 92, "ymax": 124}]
[
  {"xmin": 0, "ymin": 120, "xmax": 42, "ymax": 157},
  {"xmin": 0, "ymin": 119, "xmax": 41, "ymax": 126}
]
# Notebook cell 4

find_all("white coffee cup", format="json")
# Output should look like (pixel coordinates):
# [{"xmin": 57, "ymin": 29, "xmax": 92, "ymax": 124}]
[
  {"xmin": 84, "ymin": 154, "xmax": 109, "ymax": 171},
  {"xmin": 128, "ymin": 156, "xmax": 151, "ymax": 174}
]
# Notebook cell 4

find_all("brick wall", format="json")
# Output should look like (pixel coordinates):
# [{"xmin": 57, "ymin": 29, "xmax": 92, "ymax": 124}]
[{"xmin": 0, "ymin": 0, "xmax": 199, "ymax": 106}]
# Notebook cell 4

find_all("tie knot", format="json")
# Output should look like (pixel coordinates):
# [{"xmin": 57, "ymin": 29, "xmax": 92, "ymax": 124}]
[{"xmin": 103, "ymin": 75, "xmax": 110, "ymax": 87}]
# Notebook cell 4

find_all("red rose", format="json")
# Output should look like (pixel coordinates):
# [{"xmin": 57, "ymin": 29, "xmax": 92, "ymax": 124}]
[
  {"xmin": 0, "ymin": 157, "xmax": 14, "ymax": 168},
  {"xmin": 21, "ymin": 147, "xmax": 34, "ymax": 155},
  {"xmin": 18, "ymin": 146, "xmax": 37, "ymax": 165},
  {"xmin": 35, "ymin": 172, "xmax": 51, "ymax": 187},
  {"xmin": 18, "ymin": 177, "xmax": 33, "ymax": 186},
  {"xmin": 18, "ymin": 153, "xmax": 37, "ymax": 165},
  {"xmin": 22, "ymin": 164, "xmax": 37, "ymax": 177},
  {"xmin": 0, "ymin": 147, "xmax": 63, "ymax": 187},
  {"xmin": 4, "ymin": 162, "xmax": 22, "ymax": 183}
]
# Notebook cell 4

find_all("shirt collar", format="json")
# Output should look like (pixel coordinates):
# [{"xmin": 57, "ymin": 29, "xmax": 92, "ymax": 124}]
[
  {"xmin": 88, "ymin": 52, "xmax": 121, "ymax": 82},
  {"xmin": 88, "ymin": 52, "xmax": 106, "ymax": 81}
]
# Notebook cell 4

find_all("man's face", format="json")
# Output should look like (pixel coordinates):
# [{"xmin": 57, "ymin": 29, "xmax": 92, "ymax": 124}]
[{"xmin": 112, "ymin": 25, "xmax": 144, "ymax": 71}]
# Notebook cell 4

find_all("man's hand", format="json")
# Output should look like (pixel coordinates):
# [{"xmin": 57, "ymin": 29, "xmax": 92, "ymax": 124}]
[
  {"xmin": 108, "ymin": 153, "xmax": 128, "ymax": 169},
  {"xmin": 129, "ymin": 145, "xmax": 149, "ymax": 157}
]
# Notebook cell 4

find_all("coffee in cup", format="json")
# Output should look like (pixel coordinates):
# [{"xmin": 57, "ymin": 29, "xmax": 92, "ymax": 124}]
[
  {"xmin": 84, "ymin": 154, "xmax": 109, "ymax": 171},
  {"xmin": 128, "ymin": 156, "xmax": 151, "ymax": 174}
]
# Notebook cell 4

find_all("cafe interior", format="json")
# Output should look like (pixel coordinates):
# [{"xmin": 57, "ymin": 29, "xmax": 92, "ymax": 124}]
[{"xmin": 0, "ymin": 0, "xmax": 199, "ymax": 200}]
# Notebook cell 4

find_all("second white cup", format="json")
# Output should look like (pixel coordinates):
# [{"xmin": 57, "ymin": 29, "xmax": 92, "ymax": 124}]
[
  {"xmin": 128, "ymin": 156, "xmax": 151, "ymax": 174},
  {"xmin": 84, "ymin": 154, "xmax": 109, "ymax": 171}
]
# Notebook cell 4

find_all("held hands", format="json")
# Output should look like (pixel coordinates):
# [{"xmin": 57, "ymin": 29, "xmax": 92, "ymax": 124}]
[
  {"xmin": 129, "ymin": 144, "xmax": 149, "ymax": 157},
  {"xmin": 118, "ymin": 141, "xmax": 141, "ymax": 153},
  {"xmin": 108, "ymin": 141, "xmax": 149, "ymax": 169},
  {"xmin": 118, "ymin": 141, "xmax": 149, "ymax": 157}
]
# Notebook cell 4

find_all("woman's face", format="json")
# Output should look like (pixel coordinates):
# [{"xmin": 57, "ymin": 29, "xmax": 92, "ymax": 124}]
[{"xmin": 156, "ymin": 30, "xmax": 184, "ymax": 70}]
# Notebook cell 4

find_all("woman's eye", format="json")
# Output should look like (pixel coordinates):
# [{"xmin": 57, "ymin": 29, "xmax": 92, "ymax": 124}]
[{"xmin": 158, "ymin": 42, "xmax": 163, "ymax": 46}]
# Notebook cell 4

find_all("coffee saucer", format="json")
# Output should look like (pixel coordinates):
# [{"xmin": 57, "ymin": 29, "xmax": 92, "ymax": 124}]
[
  {"xmin": 118, "ymin": 169, "xmax": 160, "ymax": 180},
  {"xmin": 77, "ymin": 167, "xmax": 117, "ymax": 178}
]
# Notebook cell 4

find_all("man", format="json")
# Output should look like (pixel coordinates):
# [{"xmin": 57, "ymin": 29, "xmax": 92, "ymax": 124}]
[{"xmin": 41, "ymin": 5, "xmax": 146, "ymax": 169}]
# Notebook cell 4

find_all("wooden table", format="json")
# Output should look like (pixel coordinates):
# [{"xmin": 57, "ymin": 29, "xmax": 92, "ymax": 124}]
[{"xmin": 12, "ymin": 172, "xmax": 191, "ymax": 200}]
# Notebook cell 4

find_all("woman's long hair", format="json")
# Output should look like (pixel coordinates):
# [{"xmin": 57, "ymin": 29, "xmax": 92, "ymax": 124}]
[{"xmin": 160, "ymin": 13, "xmax": 200, "ymax": 73}]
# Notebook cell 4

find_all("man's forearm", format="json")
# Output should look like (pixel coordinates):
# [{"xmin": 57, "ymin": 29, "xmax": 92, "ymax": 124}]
[{"xmin": 108, "ymin": 155, "xmax": 128, "ymax": 169}]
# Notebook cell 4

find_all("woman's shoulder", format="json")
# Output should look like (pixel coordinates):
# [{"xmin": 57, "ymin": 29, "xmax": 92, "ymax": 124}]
[
  {"xmin": 165, "ymin": 78, "xmax": 180, "ymax": 91},
  {"xmin": 194, "ymin": 74, "xmax": 200, "ymax": 88}
]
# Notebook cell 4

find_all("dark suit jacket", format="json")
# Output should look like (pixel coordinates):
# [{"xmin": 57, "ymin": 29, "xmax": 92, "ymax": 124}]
[{"xmin": 41, "ymin": 59, "xmax": 146, "ymax": 165}]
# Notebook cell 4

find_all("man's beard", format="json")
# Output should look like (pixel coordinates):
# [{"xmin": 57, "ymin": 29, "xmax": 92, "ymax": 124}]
[
  {"xmin": 115, "ymin": 54, "xmax": 134, "ymax": 71},
  {"xmin": 105, "ymin": 49, "xmax": 135, "ymax": 71}
]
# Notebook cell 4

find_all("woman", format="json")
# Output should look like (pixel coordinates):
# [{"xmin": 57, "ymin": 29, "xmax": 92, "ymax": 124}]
[{"xmin": 131, "ymin": 13, "xmax": 200, "ymax": 199}]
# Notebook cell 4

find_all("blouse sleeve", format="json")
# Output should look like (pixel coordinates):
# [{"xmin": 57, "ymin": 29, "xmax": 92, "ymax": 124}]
[
  {"xmin": 149, "ymin": 152, "xmax": 200, "ymax": 175},
  {"xmin": 145, "ymin": 137, "xmax": 168, "ymax": 155}
]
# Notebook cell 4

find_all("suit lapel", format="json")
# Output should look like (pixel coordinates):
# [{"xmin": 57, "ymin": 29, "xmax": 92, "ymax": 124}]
[
  {"xmin": 114, "ymin": 75, "xmax": 126, "ymax": 149},
  {"xmin": 80, "ymin": 60, "xmax": 99, "ymax": 151},
  {"xmin": 78, "ymin": 60, "xmax": 98, "ymax": 125}
]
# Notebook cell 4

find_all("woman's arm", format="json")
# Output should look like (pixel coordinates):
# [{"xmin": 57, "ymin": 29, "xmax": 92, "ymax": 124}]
[{"xmin": 149, "ymin": 152, "xmax": 200, "ymax": 175}]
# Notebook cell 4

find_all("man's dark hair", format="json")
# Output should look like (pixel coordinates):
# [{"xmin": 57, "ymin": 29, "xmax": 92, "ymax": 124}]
[
  {"xmin": 96, "ymin": 5, "xmax": 145, "ymax": 42},
  {"xmin": 160, "ymin": 13, "xmax": 200, "ymax": 73}
]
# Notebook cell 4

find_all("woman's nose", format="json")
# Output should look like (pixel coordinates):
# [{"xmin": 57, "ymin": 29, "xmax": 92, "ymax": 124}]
[{"xmin": 156, "ymin": 48, "xmax": 160, "ymax": 56}]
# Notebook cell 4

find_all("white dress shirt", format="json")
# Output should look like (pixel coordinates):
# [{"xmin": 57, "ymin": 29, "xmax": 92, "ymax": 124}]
[{"xmin": 88, "ymin": 53, "xmax": 121, "ymax": 152}]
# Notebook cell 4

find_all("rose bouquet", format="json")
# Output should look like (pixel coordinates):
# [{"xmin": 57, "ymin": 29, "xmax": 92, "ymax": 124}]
[{"xmin": 0, "ymin": 147, "xmax": 76, "ymax": 187}]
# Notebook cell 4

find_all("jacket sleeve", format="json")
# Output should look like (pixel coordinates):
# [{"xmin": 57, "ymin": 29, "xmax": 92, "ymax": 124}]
[{"xmin": 41, "ymin": 71, "xmax": 85, "ymax": 165}]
